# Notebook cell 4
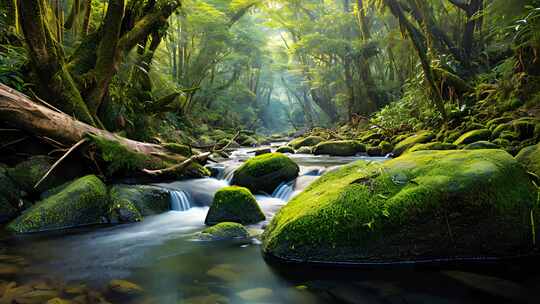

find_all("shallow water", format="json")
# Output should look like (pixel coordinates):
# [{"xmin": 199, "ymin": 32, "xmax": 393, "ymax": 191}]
[{"xmin": 1, "ymin": 148, "xmax": 538, "ymax": 303}]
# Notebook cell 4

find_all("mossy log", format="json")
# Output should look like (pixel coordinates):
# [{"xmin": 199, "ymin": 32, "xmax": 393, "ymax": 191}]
[{"xmin": 0, "ymin": 84, "xmax": 209, "ymax": 178}]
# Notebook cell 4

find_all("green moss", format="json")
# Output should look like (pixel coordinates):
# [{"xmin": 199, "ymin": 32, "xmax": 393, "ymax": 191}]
[
  {"xmin": 205, "ymin": 186, "xmax": 265, "ymax": 225},
  {"xmin": 108, "ymin": 199, "xmax": 143, "ymax": 224},
  {"xmin": 313, "ymin": 140, "xmax": 366, "ymax": 157},
  {"xmin": 392, "ymin": 131, "xmax": 435, "ymax": 156},
  {"xmin": 512, "ymin": 118, "xmax": 537, "ymax": 140},
  {"xmin": 492, "ymin": 124, "xmax": 514, "ymax": 139},
  {"xmin": 407, "ymin": 142, "xmax": 457, "ymax": 153},
  {"xmin": 232, "ymin": 153, "xmax": 299, "ymax": 194},
  {"xmin": 109, "ymin": 185, "xmax": 170, "ymax": 216},
  {"xmin": 163, "ymin": 143, "xmax": 192, "ymax": 157},
  {"xmin": 464, "ymin": 141, "xmax": 500, "ymax": 150},
  {"xmin": 453, "ymin": 129, "xmax": 492, "ymax": 145},
  {"xmin": 360, "ymin": 132, "xmax": 383, "ymax": 142},
  {"xmin": 199, "ymin": 222, "xmax": 250, "ymax": 240},
  {"xmin": 7, "ymin": 156, "xmax": 67, "ymax": 194},
  {"xmin": 276, "ymin": 146, "xmax": 295, "ymax": 154},
  {"xmin": 7, "ymin": 175, "xmax": 108, "ymax": 233},
  {"xmin": 288, "ymin": 136, "xmax": 325, "ymax": 149},
  {"xmin": 445, "ymin": 130, "xmax": 462, "ymax": 143},
  {"xmin": 296, "ymin": 147, "xmax": 313, "ymax": 154},
  {"xmin": 487, "ymin": 117, "xmax": 513, "ymax": 130},
  {"xmin": 367, "ymin": 146, "xmax": 383, "ymax": 156},
  {"xmin": 516, "ymin": 143, "xmax": 540, "ymax": 177},
  {"xmin": 379, "ymin": 141, "xmax": 393, "ymax": 155},
  {"xmin": 391, "ymin": 134, "xmax": 410, "ymax": 145},
  {"xmin": 500, "ymin": 131, "xmax": 519, "ymax": 141},
  {"xmin": 262, "ymin": 150, "xmax": 537, "ymax": 263}
]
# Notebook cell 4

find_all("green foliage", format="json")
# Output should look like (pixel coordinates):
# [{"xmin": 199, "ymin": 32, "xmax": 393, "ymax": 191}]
[{"xmin": 0, "ymin": 44, "xmax": 29, "ymax": 92}]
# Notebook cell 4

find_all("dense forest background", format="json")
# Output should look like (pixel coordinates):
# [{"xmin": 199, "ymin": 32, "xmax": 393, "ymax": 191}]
[{"xmin": 0, "ymin": 0, "xmax": 539, "ymax": 144}]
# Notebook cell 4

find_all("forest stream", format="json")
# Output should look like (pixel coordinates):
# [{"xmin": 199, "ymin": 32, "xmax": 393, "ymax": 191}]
[{"xmin": 1, "ymin": 143, "xmax": 538, "ymax": 303}]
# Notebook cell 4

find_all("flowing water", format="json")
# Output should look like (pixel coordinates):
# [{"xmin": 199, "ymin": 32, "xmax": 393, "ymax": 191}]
[{"xmin": 0, "ymin": 146, "xmax": 538, "ymax": 303}]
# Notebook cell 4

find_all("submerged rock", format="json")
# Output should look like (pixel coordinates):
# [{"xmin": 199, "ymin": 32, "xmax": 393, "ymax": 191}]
[
  {"xmin": 453, "ymin": 129, "xmax": 492, "ymax": 145},
  {"xmin": 313, "ymin": 140, "xmax": 366, "ymax": 157},
  {"xmin": 109, "ymin": 185, "xmax": 170, "ymax": 216},
  {"xmin": 205, "ymin": 186, "xmax": 265, "ymax": 225},
  {"xmin": 289, "ymin": 136, "xmax": 325, "ymax": 149},
  {"xmin": 7, "ymin": 175, "xmax": 108, "ymax": 233},
  {"xmin": 236, "ymin": 288, "xmax": 273, "ymax": 302},
  {"xmin": 232, "ymin": 153, "xmax": 299, "ymax": 194},
  {"xmin": 516, "ymin": 143, "xmax": 540, "ymax": 177},
  {"xmin": 276, "ymin": 146, "xmax": 295, "ymax": 154},
  {"xmin": 107, "ymin": 279, "xmax": 144, "ymax": 300},
  {"xmin": 392, "ymin": 131, "xmax": 434, "ymax": 156},
  {"xmin": 199, "ymin": 222, "xmax": 250, "ymax": 240},
  {"xmin": 262, "ymin": 150, "xmax": 537, "ymax": 264}
]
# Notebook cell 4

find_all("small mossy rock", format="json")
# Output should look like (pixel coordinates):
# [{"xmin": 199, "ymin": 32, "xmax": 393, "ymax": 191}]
[
  {"xmin": 199, "ymin": 222, "xmax": 250, "ymax": 240},
  {"xmin": 296, "ymin": 146, "xmax": 313, "ymax": 154},
  {"xmin": 392, "ymin": 131, "xmax": 435, "ymax": 156},
  {"xmin": 515, "ymin": 143, "xmax": 540, "ymax": 177},
  {"xmin": 464, "ymin": 122, "xmax": 487, "ymax": 132},
  {"xmin": 487, "ymin": 117, "xmax": 513, "ymax": 130},
  {"xmin": 107, "ymin": 279, "xmax": 144, "ymax": 300},
  {"xmin": 252, "ymin": 148, "xmax": 271, "ymax": 156},
  {"xmin": 289, "ymin": 136, "xmax": 325, "ymax": 149},
  {"xmin": 407, "ymin": 142, "xmax": 457, "ymax": 153},
  {"xmin": 445, "ymin": 130, "xmax": 462, "ymax": 144},
  {"xmin": 360, "ymin": 132, "xmax": 383, "ymax": 142},
  {"xmin": 464, "ymin": 141, "xmax": 499, "ymax": 150},
  {"xmin": 0, "ymin": 167, "xmax": 21, "ymax": 223},
  {"xmin": 367, "ymin": 146, "xmax": 383, "ymax": 157},
  {"xmin": 391, "ymin": 134, "xmax": 410, "ymax": 145},
  {"xmin": 108, "ymin": 199, "xmax": 143, "ymax": 224},
  {"xmin": 512, "ymin": 119, "xmax": 537, "ymax": 140},
  {"xmin": 7, "ymin": 156, "xmax": 69, "ymax": 194},
  {"xmin": 313, "ymin": 141, "xmax": 366, "ymax": 157},
  {"xmin": 163, "ymin": 143, "xmax": 192, "ymax": 157},
  {"xmin": 276, "ymin": 146, "xmax": 295, "ymax": 154},
  {"xmin": 232, "ymin": 153, "xmax": 299, "ymax": 194},
  {"xmin": 205, "ymin": 186, "xmax": 265, "ymax": 225},
  {"xmin": 453, "ymin": 129, "xmax": 492, "ymax": 145},
  {"xmin": 492, "ymin": 123, "xmax": 514, "ymax": 139},
  {"xmin": 379, "ymin": 141, "xmax": 393, "ymax": 155},
  {"xmin": 238, "ymin": 135, "xmax": 258, "ymax": 147},
  {"xmin": 109, "ymin": 185, "xmax": 170, "ymax": 216},
  {"xmin": 7, "ymin": 175, "xmax": 108, "ymax": 233},
  {"xmin": 262, "ymin": 150, "xmax": 537, "ymax": 263},
  {"xmin": 500, "ymin": 131, "xmax": 519, "ymax": 141},
  {"xmin": 493, "ymin": 138, "xmax": 511, "ymax": 147}
]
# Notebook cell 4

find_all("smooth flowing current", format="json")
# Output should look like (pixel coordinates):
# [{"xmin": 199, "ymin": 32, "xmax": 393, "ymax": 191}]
[{"xmin": 0, "ymin": 145, "xmax": 537, "ymax": 303}]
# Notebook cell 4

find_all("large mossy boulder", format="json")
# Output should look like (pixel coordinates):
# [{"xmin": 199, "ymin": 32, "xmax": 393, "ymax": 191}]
[
  {"xmin": 7, "ymin": 175, "xmax": 108, "ymax": 233},
  {"xmin": 288, "ymin": 136, "xmax": 325, "ymax": 149},
  {"xmin": 262, "ymin": 150, "xmax": 537, "ymax": 264},
  {"xmin": 392, "ymin": 131, "xmax": 435, "ymax": 156},
  {"xmin": 313, "ymin": 140, "xmax": 366, "ymax": 157},
  {"xmin": 453, "ymin": 129, "xmax": 492, "ymax": 145},
  {"xmin": 232, "ymin": 153, "xmax": 299, "ymax": 194},
  {"xmin": 515, "ymin": 143, "xmax": 540, "ymax": 177},
  {"xmin": 199, "ymin": 222, "xmax": 250, "ymax": 241},
  {"xmin": 109, "ymin": 185, "xmax": 171, "ymax": 216},
  {"xmin": 205, "ymin": 186, "xmax": 265, "ymax": 225}
]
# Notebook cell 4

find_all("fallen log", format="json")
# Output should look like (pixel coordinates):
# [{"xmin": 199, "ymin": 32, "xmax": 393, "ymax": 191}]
[{"xmin": 0, "ymin": 83, "xmax": 209, "ymax": 178}]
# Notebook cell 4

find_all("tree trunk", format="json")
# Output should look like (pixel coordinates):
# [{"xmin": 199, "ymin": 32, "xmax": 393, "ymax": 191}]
[{"xmin": 0, "ymin": 84, "xmax": 207, "ymax": 177}]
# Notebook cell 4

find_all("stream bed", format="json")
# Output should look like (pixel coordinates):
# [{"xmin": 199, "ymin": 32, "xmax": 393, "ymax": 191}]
[{"xmin": 1, "ymin": 146, "xmax": 539, "ymax": 303}]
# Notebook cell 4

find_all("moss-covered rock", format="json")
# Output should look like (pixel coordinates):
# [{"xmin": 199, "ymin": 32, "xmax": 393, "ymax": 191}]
[
  {"xmin": 512, "ymin": 119, "xmax": 537, "ymax": 140},
  {"xmin": 0, "ymin": 167, "xmax": 21, "ymax": 223},
  {"xmin": 360, "ymin": 132, "xmax": 384, "ymax": 142},
  {"xmin": 199, "ymin": 222, "xmax": 250, "ymax": 240},
  {"xmin": 407, "ymin": 142, "xmax": 457, "ymax": 153},
  {"xmin": 367, "ymin": 146, "xmax": 383, "ymax": 157},
  {"xmin": 296, "ymin": 146, "xmax": 313, "ymax": 154},
  {"xmin": 276, "ymin": 146, "xmax": 295, "ymax": 154},
  {"xmin": 288, "ymin": 136, "xmax": 325, "ymax": 149},
  {"xmin": 464, "ymin": 141, "xmax": 500, "ymax": 150},
  {"xmin": 445, "ymin": 130, "xmax": 463, "ymax": 144},
  {"xmin": 163, "ymin": 143, "xmax": 192, "ymax": 157},
  {"xmin": 232, "ymin": 153, "xmax": 299, "ymax": 194},
  {"xmin": 108, "ymin": 199, "xmax": 143, "ymax": 224},
  {"xmin": 487, "ymin": 117, "xmax": 513, "ymax": 130},
  {"xmin": 379, "ymin": 141, "xmax": 393, "ymax": 155},
  {"xmin": 515, "ymin": 143, "xmax": 540, "ymax": 177},
  {"xmin": 7, "ymin": 175, "xmax": 108, "ymax": 233},
  {"xmin": 392, "ymin": 131, "xmax": 435, "ymax": 156},
  {"xmin": 491, "ymin": 123, "xmax": 514, "ymax": 139},
  {"xmin": 453, "ymin": 129, "xmax": 492, "ymax": 145},
  {"xmin": 7, "ymin": 156, "xmax": 70, "ymax": 194},
  {"xmin": 262, "ymin": 150, "xmax": 537, "ymax": 263},
  {"xmin": 109, "ymin": 185, "xmax": 171, "ymax": 216},
  {"xmin": 500, "ymin": 131, "xmax": 519, "ymax": 141},
  {"xmin": 313, "ymin": 140, "xmax": 367, "ymax": 157},
  {"xmin": 205, "ymin": 186, "xmax": 265, "ymax": 225}
]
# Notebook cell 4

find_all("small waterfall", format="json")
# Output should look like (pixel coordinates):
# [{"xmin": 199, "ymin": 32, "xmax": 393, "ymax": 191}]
[
  {"xmin": 272, "ymin": 181, "xmax": 295, "ymax": 201},
  {"xmin": 170, "ymin": 190, "xmax": 192, "ymax": 211}
]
